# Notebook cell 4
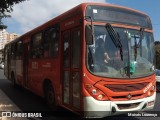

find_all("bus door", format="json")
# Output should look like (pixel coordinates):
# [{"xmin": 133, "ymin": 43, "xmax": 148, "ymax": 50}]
[
  {"xmin": 62, "ymin": 27, "xmax": 81, "ymax": 110},
  {"xmin": 23, "ymin": 43, "xmax": 29, "ymax": 88}
]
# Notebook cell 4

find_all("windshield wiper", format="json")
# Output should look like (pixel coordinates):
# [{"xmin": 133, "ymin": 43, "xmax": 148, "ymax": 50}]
[
  {"xmin": 138, "ymin": 27, "xmax": 145, "ymax": 47},
  {"xmin": 105, "ymin": 23, "xmax": 123, "ymax": 61}
]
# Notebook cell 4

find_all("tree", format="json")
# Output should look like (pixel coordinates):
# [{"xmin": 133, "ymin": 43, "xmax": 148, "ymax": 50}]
[
  {"xmin": 0, "ymin": 0, "xmax": 28, "ymax": 29},
  {"xmin": 0, "ymin": 14, "xmax": 10, "ymax": 29},
  {"xmin": 0, "ymin": 0, "xmax": 28, "ymax": 14}
]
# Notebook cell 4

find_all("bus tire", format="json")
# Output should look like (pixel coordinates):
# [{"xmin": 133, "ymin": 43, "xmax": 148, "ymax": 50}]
[{"xmin": 44, "ymin": 81, "xmax": 56, "ymax": 110}]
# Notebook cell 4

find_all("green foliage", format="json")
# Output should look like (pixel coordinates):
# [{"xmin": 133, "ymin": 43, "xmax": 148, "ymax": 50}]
[
  {"xmin": 0, "ymin": 0, "xmax": 28, "ymax": 14},
  {"xmin": 0, "ymin": 0, "xmax": 28, "ymax": 29},
  {"xmin": 0, "ymin": 14, "xmax": 10, "ymax": 29}
]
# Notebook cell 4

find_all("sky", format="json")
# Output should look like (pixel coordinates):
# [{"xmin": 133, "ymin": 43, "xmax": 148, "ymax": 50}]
[{"xmin": 2, "ymin": 0, "xmax": 160, "ymax": 41}]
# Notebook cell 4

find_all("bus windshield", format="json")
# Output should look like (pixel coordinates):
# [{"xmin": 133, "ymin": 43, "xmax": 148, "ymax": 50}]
[{"xmin": 87, "ymin": 25, "xmax": 155, "ymax": 79}]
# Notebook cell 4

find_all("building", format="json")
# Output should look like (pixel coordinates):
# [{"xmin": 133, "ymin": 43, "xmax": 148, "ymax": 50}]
[
  {"xmin": 0, "ymin": 29, "xmax": 20, "ymax": 50},
  {"xmin": 0, "ymin": 29, "xmax": 7, "ymax": 50},
  {"xmin": 5, "ymin": 32, "xmax": 20, "ymax": 45},
  {"xmin": 0, "ymin": 29, "xmax": 20, "ymax": 61}
]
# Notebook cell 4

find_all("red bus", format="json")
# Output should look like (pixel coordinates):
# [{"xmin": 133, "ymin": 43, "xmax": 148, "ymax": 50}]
[{"xmin": 4, "ymin": 3, "xmax": 156, "ymax": 117}]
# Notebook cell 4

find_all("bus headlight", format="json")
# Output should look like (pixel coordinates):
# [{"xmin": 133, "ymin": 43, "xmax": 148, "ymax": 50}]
[
  {"xmin": 147, "ymin": 85, "xmax": 155, "ymax": 97},
  {"xmin": 85, "ymin": 84, "xmax": 109, "ymax": 101},
  {"xmin": 92, "ymin": 89, "xmax": 97, "ymax": 94},
  {"xmin": 151, "ymin": 85, "xmax": 155, "ymax": 91}
]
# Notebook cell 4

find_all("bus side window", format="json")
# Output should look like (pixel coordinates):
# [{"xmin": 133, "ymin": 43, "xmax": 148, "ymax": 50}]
[
  {"xmin": 31, "ymin": 32, "xmax": 43, "ymax": 59},
  {"xmin": 11, "ymin": 44, "xmax": 16, "ymax": 59},
  {"xmin": 44, "ymin": 26, "xmax": 59, "ymax": 58},
  {"xmin": 15, "ymin": 41, "xmax": 23, "ymax": 58}
]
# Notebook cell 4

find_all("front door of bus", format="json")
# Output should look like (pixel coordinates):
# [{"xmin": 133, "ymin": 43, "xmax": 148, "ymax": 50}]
[{"xmin": 62, "ymin": 28, "xmax": 81, "ymax": 110}]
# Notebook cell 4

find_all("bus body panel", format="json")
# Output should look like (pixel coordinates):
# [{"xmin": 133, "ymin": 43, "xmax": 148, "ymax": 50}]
[{"xmin": 84, "ymin": 92, "xmax": 156, "ymax": 117}]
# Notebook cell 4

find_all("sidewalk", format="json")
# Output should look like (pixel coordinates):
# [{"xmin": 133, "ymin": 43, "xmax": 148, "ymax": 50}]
[{"xmin": 0, "ymin": 90, "xmax": 28, "ymax": 120}]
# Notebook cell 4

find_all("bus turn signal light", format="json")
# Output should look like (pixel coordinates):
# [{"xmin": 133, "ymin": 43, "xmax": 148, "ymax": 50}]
[
  {"xmin": 147, "ymin": 91, "xmax": 151, "ymax": 96},
  {"xmin": 147, "ymin": 85, "xmax": 155, "ymax": 97}
]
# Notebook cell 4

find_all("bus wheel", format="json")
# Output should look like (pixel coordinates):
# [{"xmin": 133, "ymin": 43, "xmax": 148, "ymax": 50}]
[{"xmin": 44, "ymin": 82, "xmax": 56, "ymax": 110}]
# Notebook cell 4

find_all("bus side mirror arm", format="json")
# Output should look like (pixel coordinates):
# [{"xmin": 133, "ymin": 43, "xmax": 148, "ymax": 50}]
[{"xmin": 86, "ymin": 24, "xmax": 94, "ymax": 45}]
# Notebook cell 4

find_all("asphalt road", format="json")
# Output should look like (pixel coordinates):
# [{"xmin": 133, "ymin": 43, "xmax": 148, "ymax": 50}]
[{"xmin": 0, "ymin": 69, "xmax": 160, "ymax": 120}]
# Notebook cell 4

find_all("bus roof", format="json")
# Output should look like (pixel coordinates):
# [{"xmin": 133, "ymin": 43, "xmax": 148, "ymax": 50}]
[{"xmin": 7, "ymin": 2, "xmax": 149, "ymax": 44}]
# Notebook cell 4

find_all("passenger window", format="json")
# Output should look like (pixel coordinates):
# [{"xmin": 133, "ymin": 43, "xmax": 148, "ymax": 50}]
[
  {"xmin": 11, "ymin": 43, "xmax": 16, "ymax": 59},
  {"xmin": 16, "ymin": 41, "xmax": 23, "ymax": 57},
  {"xmin": 63, "ymin": 32, "xmax": 70, "ymax": 68},
  {"xmin": 44, "ymin": 27, "xmax": 59, "ymax": 58},
  {"xmin": 31, "ymin": 32, "xmax": 43, "ymax": 58},
  {"xmin": 72, "ymin": 30, "xmax": 81, "ymax": 68}
]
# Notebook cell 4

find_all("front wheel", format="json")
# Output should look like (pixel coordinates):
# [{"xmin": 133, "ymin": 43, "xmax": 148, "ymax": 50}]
[{"xmin": 44, "ymin": 82, "xmax": 56, "ymax": 110}]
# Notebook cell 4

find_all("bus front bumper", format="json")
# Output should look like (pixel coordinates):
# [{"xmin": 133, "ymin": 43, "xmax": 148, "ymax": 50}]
[{"xmin": 83, "ymin": 92, "xmax": 156, "ymax": 118}]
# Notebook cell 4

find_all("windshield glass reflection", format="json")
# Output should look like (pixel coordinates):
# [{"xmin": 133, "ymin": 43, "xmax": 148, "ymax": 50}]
[{"xmin": 87, "ymin": 25, "xmax": 155, "ymax": 79}]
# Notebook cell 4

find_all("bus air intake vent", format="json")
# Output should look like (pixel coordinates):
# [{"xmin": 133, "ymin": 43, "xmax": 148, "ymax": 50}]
[
  {"xmin": 117, "ymin": 102, "xmax": 141, "ymax": 110},
  {"xmin": 104, "ymin": 82, "xmax": 149, "ymax": 92},
  {"xmin": 112, "ymin": 94, "xmax": 143, "ymax": 99}
]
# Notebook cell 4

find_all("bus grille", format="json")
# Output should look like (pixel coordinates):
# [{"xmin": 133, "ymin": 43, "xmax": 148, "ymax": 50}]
[
  {"xmin": 111, "ymin": 93, "xmax": 143, "ymax": 101},
  {"xmin": 104, "ymin": 82, "xmax": 149, "ymax": 92},
  {"xmin": 112, "ymin": 94, "xmax": 143, "ymax": 99},
  {"xmin": 117, "ymin": 102, "xmax": 141, "ymax": 110}
]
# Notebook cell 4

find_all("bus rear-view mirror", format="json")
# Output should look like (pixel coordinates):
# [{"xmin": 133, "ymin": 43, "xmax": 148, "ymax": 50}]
[{"xmin": 85, "ymin": 24, "xmax": 94, "ymax": 45}]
